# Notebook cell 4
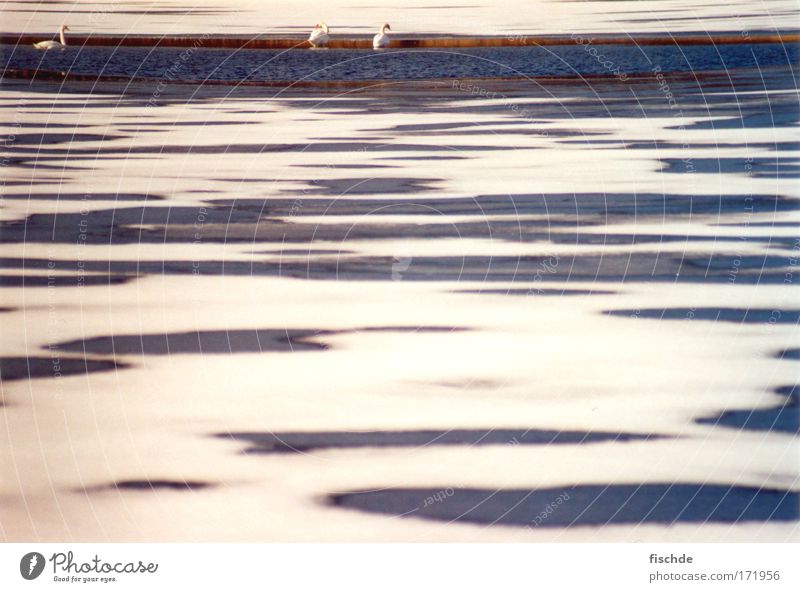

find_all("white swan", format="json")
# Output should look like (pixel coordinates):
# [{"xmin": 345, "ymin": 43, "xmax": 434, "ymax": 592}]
[
  {"xmin": 33, "ymin": 24, "xmax": 69, "ymax": 50},
  {"xmin": 373, "ymin": 23, "xmax": 391, "ymax": 49},
  {"xmin": 308, "ymin": 22, "xmax": 330, "ymax": 48}
]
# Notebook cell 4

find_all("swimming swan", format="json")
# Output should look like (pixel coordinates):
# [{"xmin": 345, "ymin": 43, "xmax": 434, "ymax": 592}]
[
  {"xmin": 373, "ymin": 23, "xmax": 391, "ymax": 49},
  {"xmin": 34, "ymin": 24, "xmax": 69, "ymax": 50},
  {"xmin": 308, "ymin": 22, "xmax": 330, "ymax": 47}
]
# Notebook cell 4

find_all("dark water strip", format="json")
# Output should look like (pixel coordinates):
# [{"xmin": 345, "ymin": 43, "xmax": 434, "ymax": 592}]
[
  {"xmin": 330, "ymin": 484, "xmax": 800, "ymax": 526},
  {"xmin": 220, "ymin": 429, "xmax": 665, "ymax": 454},
  {"xmin": 2, "ymin": 42, "xmax": 797, "ymax": 82}
]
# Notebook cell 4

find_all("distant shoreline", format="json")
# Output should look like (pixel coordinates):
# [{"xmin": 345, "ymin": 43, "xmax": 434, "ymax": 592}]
[{"xmin": 1, "ymin": 30, "xmax": 798, "ymax": 50}]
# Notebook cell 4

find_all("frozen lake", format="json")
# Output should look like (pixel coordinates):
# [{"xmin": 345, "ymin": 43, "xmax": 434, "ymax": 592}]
[
  {"xmin": 0, "ymin": 7, "xmax": 799, "ymax": 542},
  {"xmin": 2, "ymin": 0, "xmax": 798, "ymax": 36}
]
